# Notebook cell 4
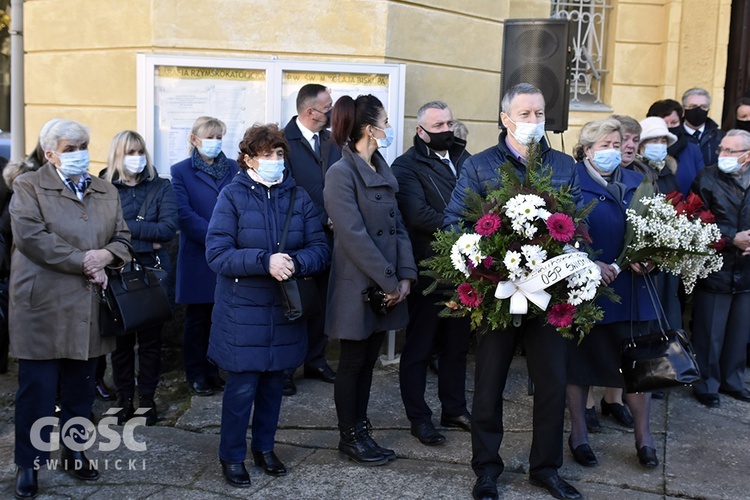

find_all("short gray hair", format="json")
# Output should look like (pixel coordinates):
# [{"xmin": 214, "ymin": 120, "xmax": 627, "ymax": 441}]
[
  {"xmin": 416, "ymin": 101, "xmax": 450, "ymax": 126},
  {"xmin": 611, "ymin": 114, "xmax": 641, "ymax": 135},
  {"xmin": 572, "ymin": 118, "xmax": 622, "ymax": 161},
  {"xmin": 501, "ymin": 83, "xmax": 543, "ymax": 114},
  {"xmin": 681, "ymin": 87, "xmax": 711, "ymax": 107},
  {"xmin": 40, "ymin": 119, "xmax": 90, "ymax": 153},
  {"xmin": 725, "ymin": 129, "xmax": 750, "ymax": 149}
]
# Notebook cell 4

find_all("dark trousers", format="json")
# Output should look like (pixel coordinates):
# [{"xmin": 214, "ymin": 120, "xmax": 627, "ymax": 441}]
[
  {"xmin": 304, "ymin": 272, "xmax": 330, "ymax": 369},
  {"xmin": 15, "ymin": 358, "xmax": 97, "ymax": 468},
  {"xmin": 219, "ymin": 370, "xmax": 285, "ymax": 462},
  {"xmin": 399, "ymin": 290, "xmax": 470, "ymax": 423},
  {"xmin": 183, "ymin": 303, "xmax": 218, "ymax": 383},
  {"xmin": 111, "ymin": 324, "xmax": 163, "ymax": 398},
  {"xmin": 471, "ymin": 319, "xmax": 569, "ymax": 480},
  {"xmin": 692, "ymin": 290, "xmax": 750, "ymax": 394},
  {"xmin": 334, "ymin": 331, "xmax": 386, "ymax": 429}
]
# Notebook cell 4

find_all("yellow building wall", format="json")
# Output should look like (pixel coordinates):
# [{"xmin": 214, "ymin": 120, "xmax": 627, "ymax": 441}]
[{"xmin": 22, "ymin": 0, "xmax": 730, "ymax": 168}]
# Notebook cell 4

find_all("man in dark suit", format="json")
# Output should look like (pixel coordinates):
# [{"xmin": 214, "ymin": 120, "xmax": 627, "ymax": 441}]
[
  {"xmin": 392, "ymin": 101, "xmax": 472, "ymax": 447},
  {"xmin": 444, "ymin": 83, "xmax": 583, "ymax": 500},
  {"xmin": 282, "ymin": 84, "xmax": 342, "ymax": 395},
  {"xmin": 681, "ymin": 87, "xmax": 725, "ymax": 167}
]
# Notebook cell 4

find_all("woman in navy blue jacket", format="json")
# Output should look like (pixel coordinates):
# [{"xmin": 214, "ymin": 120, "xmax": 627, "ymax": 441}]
[
  {"xmin": 566, "ymin": 118, "xmax": 659, "ymax": 470},
  {"xmin": 171, "ymin": 116, "xmax": 237, "ymax": 396},
  {"xmin": 206, "ymin": 124, "xmax": 329, "ymax": 487},
  {"xmin": 102, "ymin": 130, "xmax": 178, "ymax": 425}
]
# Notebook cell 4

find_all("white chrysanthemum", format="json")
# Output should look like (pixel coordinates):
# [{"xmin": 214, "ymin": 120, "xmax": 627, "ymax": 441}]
[
  {"xmin": 503, "ymin": 250, "xmax": 522, "ymax": 272},
  {"xmin": 537, "ymin": 208, "xmax": 552, "ymax": 221},
  {"xmin": 451, "ymin": 246, "xmax": 470, "ymax": 276},
  {"xmin": 450, "ymin": 233, "xmax": 486, "ymax": 276},
  {"xmin": 455, "ymin": 233, "xmax": 482, "ymax": 253},
  {"xmin": 568, "ymin": 289, "xmax": 584, "ymax": 306},
  {"xmin": 521, "ymin": 245, "xmax": 547, "ymax": 271}
]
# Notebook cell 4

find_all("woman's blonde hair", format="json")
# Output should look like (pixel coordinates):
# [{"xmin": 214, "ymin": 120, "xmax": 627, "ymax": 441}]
[
  {"xmin": 104, "ymin": 130, "xmax": 155, "ymax": 183},
  {"xmin": 189, "ymin": 116, "xmax": 227, "ymax": 153},
  {"xmin": 572, "ymin": 118, "xmax": 622, "ymax": 161}
]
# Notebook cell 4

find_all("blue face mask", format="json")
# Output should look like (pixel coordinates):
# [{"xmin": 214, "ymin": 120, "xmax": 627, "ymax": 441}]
[
  {"xmin": 57, "ymin": 150, "xmax": 90, "ymax": 177},
  {"xmin": 255, "ymin": 159, "xmax": 285, "ymax": 182},
  {"xmin": 591, "ymin": 149, "xmax": 622, "ymax": 174},
  {"xmin": 373, "ymin": 126, "xmax": 394, "ymax": 149},
  {"xmin": 198, "ymin": 139, "xmax": 222, "ymax": 159},
  {"xmin": 643, "ymin": 143, "xmax": 668, "ymax": 163}
]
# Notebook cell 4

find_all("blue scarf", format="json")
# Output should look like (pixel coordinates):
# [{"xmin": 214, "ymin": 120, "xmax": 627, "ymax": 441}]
[{"xmin": 192, "ymin": 148, "xmax": 230, "ymax": 180}]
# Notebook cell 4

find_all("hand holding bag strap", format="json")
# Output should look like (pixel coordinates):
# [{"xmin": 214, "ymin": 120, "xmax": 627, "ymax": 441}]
[
  {"xmin": 136, "ymin": 177, "xmax": 166, "ymax": 222},
  {"xmin": 277, "ymin": 186, "xmax": 297, "ymax": 253}
]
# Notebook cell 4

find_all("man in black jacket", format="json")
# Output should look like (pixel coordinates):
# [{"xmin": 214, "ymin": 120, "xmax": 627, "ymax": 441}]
[
  {"xmin": 282, "ymin": 84, "xmax": 342, "ymax": 395},
  {"xmin": 392, "ymin": 101, "xmax": 472, "ymax": 447},
  {"xmin": 681, "ymin": 87, "xmax": 725, "ymax": 167}
]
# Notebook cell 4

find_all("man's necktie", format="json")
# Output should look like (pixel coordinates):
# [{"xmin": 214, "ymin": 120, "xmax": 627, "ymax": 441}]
[
  {"xmin": 312, "ymin": 134, "xmax": 321, "ymax": 158},
  {"xmin": 441, "ymin": 157, "xmax": 456, "ymax": 177},
  {"xmin": 693, "ymin": 129, "xmax": 701, "ymax": 141}
]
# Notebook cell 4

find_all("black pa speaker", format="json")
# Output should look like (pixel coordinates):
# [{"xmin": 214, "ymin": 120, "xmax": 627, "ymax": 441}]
[{"xmin": 500, "ymin": 19, "xmax": 573, "ymax": 133}]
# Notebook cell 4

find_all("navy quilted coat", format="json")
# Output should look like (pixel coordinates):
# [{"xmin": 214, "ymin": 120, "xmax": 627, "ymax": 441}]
[{"xmin": 205, "ymin": 171, "xmax": 330, "ymax": 372}]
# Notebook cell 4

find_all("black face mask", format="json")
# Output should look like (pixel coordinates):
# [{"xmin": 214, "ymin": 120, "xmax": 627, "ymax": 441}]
[
  {"xmin": 420, "ymin": 127, "xmax": 455, "ymax": 151},
  {"xmin": 736, "ymin": 120, "xmax": 750, "ymax": 133},
  {"xmin": 324, "ymin": 109, "xmax": 332, "ymax": 128},
  {"xmin": 684, "ymin": 107, "xmax": 709, "ymax": 127}
]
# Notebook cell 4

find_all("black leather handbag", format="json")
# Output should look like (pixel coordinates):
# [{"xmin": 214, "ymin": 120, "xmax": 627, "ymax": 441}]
[
  {"xmin": 362, "ymin": 286, "xmax": 388, "ymax": 315},
  {"xmin": 620, "ymin": 271, "xmax": 701, "ymax": 393},
  {"xmin": 277, "ymin": 187, "xmax": 321, "ymax": 321},
  {"xmin": 99, "ymin": 241, "xmax": 173, "ymax": 336}
]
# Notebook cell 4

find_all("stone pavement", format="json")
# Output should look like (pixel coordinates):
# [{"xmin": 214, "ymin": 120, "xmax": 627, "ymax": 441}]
[{"xmin": 0, "ymin": 352, "xmax": 749, "ymax": 499}]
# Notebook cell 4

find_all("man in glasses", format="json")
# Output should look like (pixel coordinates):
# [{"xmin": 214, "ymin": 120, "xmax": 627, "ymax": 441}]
[
  {"xmin": 682, "ymin": 87, "xmax": 725, "ymax": 167},
  {"xmin": 282, "ymin": 83, "xmax": 342, "ymax": 395}
]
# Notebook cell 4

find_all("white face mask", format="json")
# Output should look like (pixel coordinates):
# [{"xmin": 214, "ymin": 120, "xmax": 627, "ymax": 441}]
[
  {"xmin": 717, "ymin": 155, "xmax": 746, "ymax": 174},
  {"xmin": 123, "ymin": 155, "xmax": 147, "ymax": 175},
  {"xmin": 56, "ymin": 150, "xmax": 90, "ymax": 177},
  {"xmin": 507, "ymin": 117, "xmax": 545, "ymax": 145},
  {"xmin": 255, "ymin": 159, "xmax": 285, "ymax": 182},
  {"xmin": 642, "ymin": 143, "xmax": 668, "ymax": 163}
]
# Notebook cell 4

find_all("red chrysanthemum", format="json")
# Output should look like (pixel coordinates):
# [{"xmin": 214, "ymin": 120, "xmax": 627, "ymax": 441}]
[
  {"xmin": 457, "ymin": 283, "xmax": 482, "ymax": 308},
  {"xmin": 546, "ymin": 213, "xmax": 576, "ymax": 242},
  {"xmin": 547, "ymin": 303, "xmax": 577, "ymax": 328},
  {"xmin": 475, "ymin": 213, "xmax": 502, "ymax": 236}
]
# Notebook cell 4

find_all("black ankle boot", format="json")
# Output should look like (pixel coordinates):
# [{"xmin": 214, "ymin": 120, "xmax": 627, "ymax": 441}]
[
  {"xmin": 338, "ymin": 425, "xmax": 388, "ymax": 466},
  {"xmin": 138, "ymin": 395, "xmax": 158, "ymax": 426},
  {"xmin": 15, "ymin": 466, "xmax": 38, "ymax": 498},
  {"xmin": 357, "ymin": 419, "xmax": 396, "ymax": 461},
  {"xmin": 61, "ymin": 446, "xmax": 99, "ymax": 480},
  {"xmin": 115, "ymin": 397, "xmax": 135, "ymax": 425},
  {"xmin": 219, "ymin": 459, "xmax": 251, "ymax": 487}
]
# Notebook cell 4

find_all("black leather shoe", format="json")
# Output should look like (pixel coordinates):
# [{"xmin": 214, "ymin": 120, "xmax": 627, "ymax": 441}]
[
  {"xmin": 61, "ymin": 446, "xmax": 99, "ymax": 480},
  {"xmin": 304, "ymin": 364, "xmax": 336, "ymax": 383},
  {"xmin": 472, "ymin": 475, "xmax": 498, "ymax": 500},
  {"xmin": 440, "ymin": 413, "xmax": 472, "ymax": 432},
  {"xmin": 529, "ymin": 474, "xmax": 582, "ymax": 499},
  {"xmin": 720, "ymin": 388, "xmax": 750, "ymax": 402},
  {"xmin": 138, "ymin": 395, "xmax": 158, "ymax": 426},
  {"xmin": 188, "ymin": 380, "xmax": 214, "ymax": 397},
  {"xmin": 220, "ymin": 460, "xmax": 251, "ymax": 487},
  {"xmin": 410, "ymin": 422, "xmax": 446, "ymax": 446},
  {"xmin": 637, "ymin": 446, "xmax": 659, "ymax": 468},
  {"xmin": 584, "ymin": 407, "xmax": 601, "ymax": 433},
  {"xmin": 600, "ymin": 397, "xmax": 634, "ymax": 427},
  {"xmin": 694, "ymin": 392, "xmax": 720, "ymax": 408},
  {"xmin": 282, "ymin": 374, "xmax": 296, "ymax": 396},
  {"xmin": 251, "ymin": 450, "xmax": 287, "ymax": 476},
  {"xmin": 15, "ymin": 467, "xmax": 38, "ymax": 499},
  {"xmin": 206, "ymin": 374, "xmax": 226, "ymax": 391},
  {"xmin": 568, "ymin": 436, "xmax": 597, "ymax": 467},
  {"xmin": 94, "ymin": 378, "xmax": 116, "ymax": 401}
]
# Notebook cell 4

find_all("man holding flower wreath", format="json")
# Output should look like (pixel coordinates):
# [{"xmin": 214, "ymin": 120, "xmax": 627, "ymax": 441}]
[{"xmin": 444, "ymin": 83, "xmax": 583, "ymax": 500}]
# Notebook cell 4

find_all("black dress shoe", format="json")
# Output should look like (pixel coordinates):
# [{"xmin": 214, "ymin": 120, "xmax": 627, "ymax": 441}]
[
  {"xmin": 720, "ymin": 388, "xmax": 750, "ymax": 402},
  {"xmin": 282, "ymin": 374, "xmax": 296, "ymax": 396},
  {"xmin": 251, "ymin": 450, "xmax": 287, "ymax": 476},
  {"xmin": 694, "ymin": 392, "xmax": 720, "ymax": 408},
  {"xmin": 188, "ymin": 380, "xmax": 214, "ymax": 397},
  {"xmin": 440, "ymin": 413, "xmax": 471, "ymax": 432},
  {"xmin": 529, "ymin": 474, "xmax": 582, "ymax": 499},
  {"xmin": 600, "ymin": 397, "xmax": 634, "ymax": 427},
  {"xmin": 220, "ymin": 460, "xmax": 251, "ymax": 487},
  {"xmin": 206, "ymin": 374, "xmax": 226, "ymax": 390},
  {"xmin": 584, "ymin": 406, "xmax": 601, "ymax": 433},
  {"xmin": 61, "ymin": 446, "xmax": 99, "ymax": 480},
  {"xmin": 95, "ymin": 378, "xmax": 116, "ymax": 401},
  {"xmin": 410, "ymin": 422, "xmax": 446, "ymax": 446},
  {"xmin": 636, "ymin": 446, "xmax": 659, "ymax": 468},
  {"xmin": 304, "ymin": 364, "xmax": 336, "ymax": 383},
  {"xmin": 568, "ymin": 436, "xmax": 597, "ymax": 467},
  {"xmin": 472, "ymin": 475, "xmax": 498, "ymax": 500},
  {"xmin": 15, "ymin": 467, "xmax": 38, "ymax": 499}
]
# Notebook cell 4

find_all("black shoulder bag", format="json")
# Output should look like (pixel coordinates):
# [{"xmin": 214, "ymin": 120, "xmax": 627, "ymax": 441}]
[
  {"xmin": 99, "ymin": 238, "xmax": 173, "ymax": 336},
  {"xmin": 277, "ymin": 187, "xmax": 321, "ymax": 321},
  {"xmin": 620, "ymin": 269, "xmax": 701, "ymax": 393}
]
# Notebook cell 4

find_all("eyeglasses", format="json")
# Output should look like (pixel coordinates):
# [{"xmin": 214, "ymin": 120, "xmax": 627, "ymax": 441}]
[
  {"xmin": 686, "ymin": 105, "xmax": 710, "ymax": 111},
  {"xmin": 312, "ymin": 107, "xmax": 331, "ymax": 115},
  {"xmin": 716, "ymin": 147, "xmax": 750, "ymax": 155}
]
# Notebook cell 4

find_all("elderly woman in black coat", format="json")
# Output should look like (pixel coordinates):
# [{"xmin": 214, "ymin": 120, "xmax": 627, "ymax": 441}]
[{"xmin": 324, "ymin": 95, "xmax": 418, "ymax": 466}]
